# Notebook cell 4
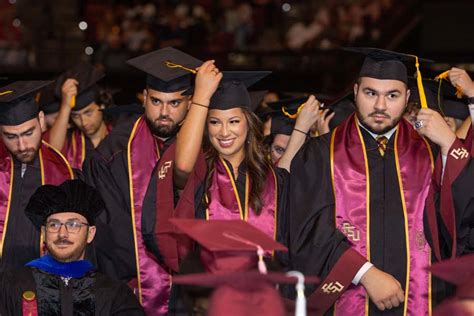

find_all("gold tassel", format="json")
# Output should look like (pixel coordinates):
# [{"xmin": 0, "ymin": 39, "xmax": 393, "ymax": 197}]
[
  {"xmin": 35, "ymin": 91, "xmax": 41, "ymax": 103},
  {"xmin": 282, "ymin": 103, "xmax": 305, "ymax": 119},
  {"xmin": 70, "ymin": 95, "xmax": 76, "ymax": 109},
  {"xmin": 435, "ymin": 71, "xmax": 464, "ymax": 99},
  {"xmin": 165, "ymin": 61, "xmax": 197, "ymax": 74},
  {"xmin": 0, "ymin": 90, "xmax": 13, "ymax": 96},
  {"xmin": 411, "ymin": 55, "xmax": 428, "ymax": 109}
]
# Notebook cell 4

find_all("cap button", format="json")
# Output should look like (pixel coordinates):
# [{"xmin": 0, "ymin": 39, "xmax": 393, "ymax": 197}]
[{"xmin": 22, "ymin": 291, "xmax": 36, "ymax": 301}]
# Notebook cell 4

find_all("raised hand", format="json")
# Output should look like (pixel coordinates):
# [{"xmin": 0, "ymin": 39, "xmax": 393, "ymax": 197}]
[
  {"xmin": 314, "ymin": 107, "xmax": 335, "ymax": 136},
  {"xmin": 416, "ymin": 108, "xmax": 456, "ymax": 155},
  {"xmin": 448, "ymin": 67, "xmax": 474, "ymax": 98},
  {"xmin": 61, "ymin": 78, "xmax": 78, "ymax": 109},
  {"xmin": 294, "ymin": 95, "xmax": 322, "ymax": 134},
  {"xmin": 193, "ymin": 60, "xmax": 223, "ymax": 104}
]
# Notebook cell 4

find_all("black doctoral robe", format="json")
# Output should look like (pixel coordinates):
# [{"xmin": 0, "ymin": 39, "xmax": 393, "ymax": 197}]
[
  {"xmin": 0, "ymin": 266, "xmax": 144, "ymax": 315},
  {"xmin": 289, "ymin": 126, "xmax": 441, "ymax": 316}
]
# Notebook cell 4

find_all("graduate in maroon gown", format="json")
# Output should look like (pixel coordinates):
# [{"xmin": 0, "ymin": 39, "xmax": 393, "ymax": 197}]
[{"xmin": 0, "ymin": 81, "xmax": 75, "ymax": 272}]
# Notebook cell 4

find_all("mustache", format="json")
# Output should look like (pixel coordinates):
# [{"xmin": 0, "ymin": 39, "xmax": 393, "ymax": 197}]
[
  {"xmin": 368, "ymin": 110, "xmax": 390, "ymax": 119},
  {"xmin": 54, "ymin": 239, "xmax": 73, "ymax": 245},
  {"xmin": 156, "ymin": 115, "xmax": 173, "ymax": 121}
]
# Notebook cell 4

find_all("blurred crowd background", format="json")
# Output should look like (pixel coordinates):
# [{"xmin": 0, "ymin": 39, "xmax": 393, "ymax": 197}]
[{"xmin": 1, "ymin": 0, "xmax": 473, "ymax": 100}]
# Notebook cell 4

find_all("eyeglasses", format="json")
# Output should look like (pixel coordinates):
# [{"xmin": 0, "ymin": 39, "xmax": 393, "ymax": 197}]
[{"xmin": 45, "ymin": 220, "xmax": 90, "ymax": 234}]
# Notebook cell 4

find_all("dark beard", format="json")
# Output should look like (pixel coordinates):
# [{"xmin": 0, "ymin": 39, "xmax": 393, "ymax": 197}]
[
  {"xmin": 145, "ymin": 116, "xmax": 180, "ymax": 138},
  {"xmin": 356, "ymin": 108, "xmax": 402, "ymax": 135}
]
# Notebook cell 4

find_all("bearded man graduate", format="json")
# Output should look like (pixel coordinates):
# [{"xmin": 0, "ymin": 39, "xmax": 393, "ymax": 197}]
[
  {"xmin": 83, "ymin": 47, "xmax": 202, "ymax": 315},
  {"xmin": 0, "ymin": 81, "xmax": 75, "ymax": 272},
  {"xmin": 288, "ymin": 48, "xmax": 459, "ymax": 316},
  {"xmin": 0, "ymin": 179, "xmax": 144, "ymax": 315}
]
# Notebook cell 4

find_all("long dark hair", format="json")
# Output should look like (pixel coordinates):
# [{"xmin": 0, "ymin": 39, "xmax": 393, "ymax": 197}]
[{"xmin": 202, "ymin": 107, "xmax": 271, "ymax": 215}]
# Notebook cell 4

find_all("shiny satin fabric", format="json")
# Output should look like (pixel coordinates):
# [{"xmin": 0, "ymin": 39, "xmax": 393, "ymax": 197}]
[
  {"xmin": 127, "ymin": 116, "xmax": 170, "ymax": 315},
  {"xmin": 66, "ymin": 129, "xmax": 86, "ymax": 170},
  {"xmin": 331, "ymin": 115, "xmax": 433, "ymax": 315},
  {"xmin": 207, "ymin": 158, "xmax": 277, "ymax": 239},
  {"xmin": 0, "ymin": 140, "xmax": 74, "ymax": 258},
  {"xmin": 205, "ymin": 158, "xmax": 278, "ymax": 271}
]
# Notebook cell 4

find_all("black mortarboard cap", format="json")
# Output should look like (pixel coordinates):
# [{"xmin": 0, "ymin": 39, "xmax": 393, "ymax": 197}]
[
  {"xmin": 185, "ymin": 71, "xmax": 271, "ymax": 111},
  {"xmin": 25, "ymin": 179, "xmax": 105, "ymax": 229},
  {"xmin": 0, "ymin": 81, "xmax": 53, "ymax": 126},
  {"xmin": 266, "ymin": 96, "xmax": 307, "ymax": 136},
  {"xmin": 343, "ymin": 47, "xmax": 433, "ymax": 84},
  {"xmin": 55, "ymin": 62, "xmax": 105, "ymax": 111},
  {"xmin": 267, "ymin": 96, "xmax": 307, "ymax": 113},
  {"xmin": 409, "ymin": 78, "xmax": 469, "ymax": 120},
  {"xmin": 326, "ymin": 91, "xmax": 355, "ymax": 130},
  {"xmin": 127, "ymin": 47, "xmax": 203, "ymax": 93},
  {"xmin": 102, "ymin": 104, "xmax": 144, "ymax": 117},
  {"xmin": 38, "ymin": 83, "xmax": 61, "ymax": 114},
  {"xmin": 249, "ymin": 90, "xmax": 268, "ymax": 110},
  {"xmin": 269, "ymin": 114, "xmax": 294, "ymax": 136}
]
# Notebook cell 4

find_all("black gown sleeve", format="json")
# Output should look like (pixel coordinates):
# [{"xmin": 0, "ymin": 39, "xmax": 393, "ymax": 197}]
[
  {"xmin": 95, "ymin": 273, "xmax": 145, "ymax": 315},
  {"xmin": 448, "ymin": 155, "xmax": 474, "ymax": 256},
  {"xmin": 0, "ymin": 267, "xmax": 36, "ymax": 315},
  {"xmin": 274, "ymin": 167, "xmax": 290, "ymax": 268},
  {"xmin": 82, "ymin": 152, "xmax": 136, "ymax": 281},
  {"xmin": 0, "ymin": 271, "xmax": 21, "ymax": 315}
]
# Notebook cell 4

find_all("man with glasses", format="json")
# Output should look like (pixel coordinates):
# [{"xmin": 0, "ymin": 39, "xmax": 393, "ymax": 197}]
[{"xmin": 0, "ymin": 180, "xmax": 144, "ymax": 315}]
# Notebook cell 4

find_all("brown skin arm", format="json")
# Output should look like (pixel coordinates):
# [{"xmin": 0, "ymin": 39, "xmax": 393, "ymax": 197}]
[{"xmin": 173, "ymin": 60, "xmax": 222, "ymax": 189}]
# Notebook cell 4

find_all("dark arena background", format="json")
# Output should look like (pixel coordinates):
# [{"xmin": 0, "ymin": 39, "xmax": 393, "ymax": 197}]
[{"xmin": 1, "ymin": 0, "xmax": 474, "ymax": 103}]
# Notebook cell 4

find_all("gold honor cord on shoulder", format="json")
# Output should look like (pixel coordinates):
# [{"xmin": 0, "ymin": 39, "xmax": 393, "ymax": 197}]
[
  {"xmin": 0, "ymin": 90, "xmax": 13, "ymax": 96},
  {"xmin": 219, "ymin": 157, "xmax": 248, "ymax": 220},
  {"xmin": 420, "ymin": 134, "xmax": 435, "ymax": 316},
  {"xmin": 329, "ymin": 127, "xmax": 339, "ymax": 316},
  {"xmin": 39, "ymin": 148, "xmax": 46, "ymax": 256},
  {"xmin": 354, "ymin": 118, "xmax": 372, "ymax": 316},
  {"xmin": 282, "ymin": 103, "xmax": 305, "ymax": 119},
  {"xmin": 80, "ymin": 132, "xmax": 86, "ymax": 165},
  {"xmin": 435, "ymin": 71, "xmax": 464, "ymax": 99},
  {"xmin": 126, "ymin": 117, "xmax": 145, "ymax": 304},
  {"xmin": 0, "ymin": 154, "xmax": 14, "ymax": 258},
  {"xmin": 393, "ymin": 128, "xmax": 410, "ymax": 316},
  {"xmin": 165, "ymin": 61, "xmax": 197, "ymax": 74}
]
